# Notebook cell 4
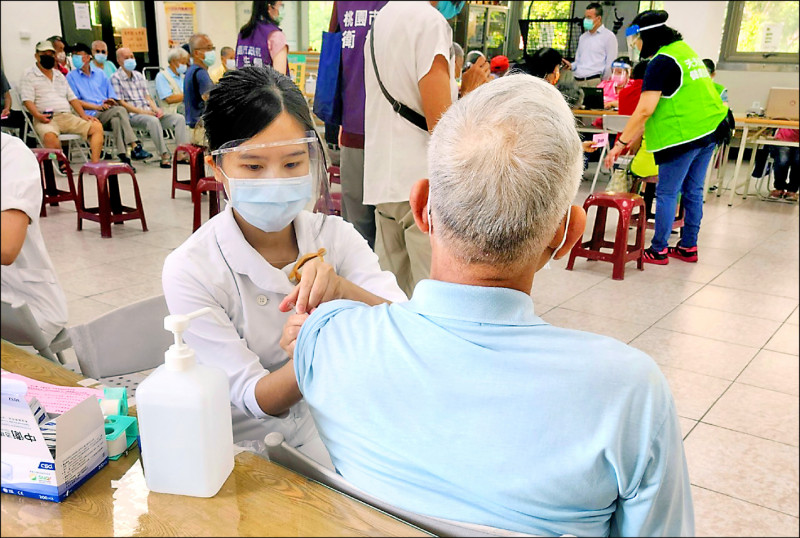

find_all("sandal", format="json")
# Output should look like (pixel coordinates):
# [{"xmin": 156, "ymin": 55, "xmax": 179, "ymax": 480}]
[
  {"xmin": 160, "ymin": 157, "xmax": 172, "ymax": 169},
  {"xmin": 784, "ymin": 192, "xmax": 799, "ymax": 202}
]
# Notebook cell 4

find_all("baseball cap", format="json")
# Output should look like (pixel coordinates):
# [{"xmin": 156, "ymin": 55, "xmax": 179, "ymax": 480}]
[
  {"xmin": 490, "ymin": 55, "xmax": 509, "ymax": 73},
  {"xmin": 68, "ymin": 42, "xmax": 92, "ymax": 55},
  {"xmin": 35, "ymin": 40, "xmax": 55, "ymax": 53}
]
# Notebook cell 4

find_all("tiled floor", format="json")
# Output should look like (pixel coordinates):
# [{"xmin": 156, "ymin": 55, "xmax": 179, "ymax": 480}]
[{"xmin": 35, "ymin": 149, "xmax": 800, "ymax": 536}]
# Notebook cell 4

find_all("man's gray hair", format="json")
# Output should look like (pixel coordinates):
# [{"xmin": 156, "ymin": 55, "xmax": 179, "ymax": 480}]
[
  {"xmin": 91, "ymin": 40, "xmax": 107, "ymax": 50},
  {"xmin": 428, "ymin": 74, "xmax": 582, "ymax": 265},
  {"xmin": 189, "ymin": 33, "xmax": 210, "ymax": 54},
  {"xmin": 167, "ymin": 47, "xmax": 190, "ymax": 63}
]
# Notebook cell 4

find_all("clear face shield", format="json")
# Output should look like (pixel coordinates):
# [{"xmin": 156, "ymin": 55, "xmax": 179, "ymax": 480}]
[
  {"xmin": 625, "ymin": 22, "xmax": 665, "ymax": 62},
  {"xmin": 210, "ymin": 131, "xmax": 334, "ymax": 232}
]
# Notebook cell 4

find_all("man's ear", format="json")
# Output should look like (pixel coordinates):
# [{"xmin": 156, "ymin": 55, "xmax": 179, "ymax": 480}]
[
  {"xmin": 409, "ymin": 179, "xmax": 430, "ymax": 234},
  {"xmin": 548, "ymin": 205, "xmax": 587, "ymax": 260}
]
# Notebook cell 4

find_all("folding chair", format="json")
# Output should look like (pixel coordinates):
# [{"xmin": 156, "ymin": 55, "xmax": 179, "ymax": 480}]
[
  {"xmin": 590, "ymin": 114, "xmax": 631, "ymax": 193},
  {"xmin": 1, "ymin": 300, "xmax": 72, "ymax": 364},
  {"xmin": 265, "ymin": 432, "xmax": 545, "ymax": 538},
  {"xmin": 68, "ymin": 295, "xmax": 172, "ymax": 391}
]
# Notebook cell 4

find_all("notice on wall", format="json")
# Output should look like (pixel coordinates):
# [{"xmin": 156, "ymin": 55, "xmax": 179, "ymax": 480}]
[
  {"xmin": 74, "ymin": 2, "xmax": 92, "ymax": 30},
  {"xmin": 165, "ymin": 2, "xmax": 197, "ymax": 49},
  {"xmin": 121, "ymin": 28, "xmax": 148, "ymax": 52},
  {"xmin": 760, "ymin": 23, "xmax": 783, "ymax": 52}
]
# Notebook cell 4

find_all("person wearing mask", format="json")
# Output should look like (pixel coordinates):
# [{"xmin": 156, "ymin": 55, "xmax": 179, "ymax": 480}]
[
  {"xmin": 597, "ymin": 56, "xmax": 632, "ymax": 109},
  {"xmin": 489, "ymin": 55, "xmax": 509, "ymax": 79},
  {"xmin": 209, "ymin": 46, "xmax": 236, "ymax": 83},
  {"xmin": 162, "ymin": 66, "xmax": 406, "ymax": 465},
  {"xmin": 702, "ymin": 58, "xmax": 728, "ymax": 106},
  {"xmin": 363, "ymin": 0, "xmax": 490, "ymax": 297},
  {"xmin": 236, "ymin": 1, "xmax": 289, "ymax": 74},
  {"xmin": 282, "ymin": 75, "xmax": 694, "ymax": 537},
  {"xmin": 2, "ymin": 132, "xmax": 69, "ymax": 345},
  {"xmin": 562, "ymin": 3, "xmax": 618, "ymax": 88},
  {"xmin": 327, "ymin": 0, "xmax": 388, "ymax": 250},
  {"xmin": 48, "ymin": 35, "xmax": 73, "ymax": 76},
  {"xmin": 184, "ymin": 33, "xmax": 216, "ymax": 145},
  {"xmin": 21, "ymin": 41, "xmax": 104, "ymax": 172},
  {"xmin": 91, "ymin": 40, "xmax": 118, "ymax": 78},
  {"xmin": 66, "ymin": 42, "xmax": 149, "ymax": 168},
  {"xmin": 605, "ymin": 10, "xmax": 728, "ymax": 265},
  {"xmin": 112, "ymin": 47, "xmax": 189, "ymax": 168},
  {"xmin": 155, "ymin": 47, "xmax": 190, "ymax": 116}
]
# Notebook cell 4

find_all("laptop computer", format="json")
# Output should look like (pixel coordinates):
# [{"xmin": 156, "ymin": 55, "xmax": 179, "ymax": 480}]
[
  {"xmin": 582, "ymin": 87, "xmax": 604, "ymax": 110},
  {"xmin": 765, "ymin": 87, "xmax": 799, "ymax": 120}
]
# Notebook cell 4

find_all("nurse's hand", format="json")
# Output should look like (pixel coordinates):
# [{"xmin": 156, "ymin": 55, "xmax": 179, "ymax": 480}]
[
  {"xmin": 280, "ymin": 313, "xmax": 309, "ymax": 360},
  {"xmin": 279, "ymin": 258, "xmax": 343, "ymax": 314}
]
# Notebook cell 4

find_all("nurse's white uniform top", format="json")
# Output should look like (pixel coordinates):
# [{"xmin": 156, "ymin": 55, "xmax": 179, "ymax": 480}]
[{"xmin": 162, "ymin": 205, "xmax": 407, "ymax": 454}]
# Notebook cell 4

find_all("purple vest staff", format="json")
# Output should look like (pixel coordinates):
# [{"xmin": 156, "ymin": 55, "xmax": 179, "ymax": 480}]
[{"xmin": 236, "ymin": 21, "xmax": 289, "ymax": 75}]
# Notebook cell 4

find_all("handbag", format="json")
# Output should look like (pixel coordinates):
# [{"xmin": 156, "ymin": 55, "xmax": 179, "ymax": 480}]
[
  {"xmin": 313, "ymin": 30, "xmax": 343, "ymax": 125},
  {"xmin": 368, "ymin": 28, "xmax": 428, "ymax": 132}
]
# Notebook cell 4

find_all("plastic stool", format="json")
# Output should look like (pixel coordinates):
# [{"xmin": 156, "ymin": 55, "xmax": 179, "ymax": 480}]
[
  {"xmin": 193, "ymin": 177, "xmax": 226, "ymax": 231},
  {"xmin": 630, "ymin": 175, "xmax": 685, "ymax": 232},
  {"xmin": 171, "ymin": 144, "xmax": 206, "ymax": 201},
  {"xmin": 30, "ymin": 148, "xmax": 78, "ymax": 217},
  {"xmin": 566, "ymin": 192, "xmax": 646, "ymax": 281},
  {"xmin": 77, "ymin": 162, "xmax": 147, "ymax": 238}
]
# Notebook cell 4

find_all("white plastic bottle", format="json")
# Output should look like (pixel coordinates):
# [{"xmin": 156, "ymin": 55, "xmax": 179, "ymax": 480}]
[{"xmin": 135, "ymin": 307, "xmax": 234, "ymax": 497}]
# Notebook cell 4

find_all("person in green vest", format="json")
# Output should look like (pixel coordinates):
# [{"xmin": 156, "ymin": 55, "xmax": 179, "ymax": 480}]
[
  {"xmin": 702, "ymin": 58, "xmax": 728, "ymax": 106},
  {"xmin": 605, "ymin": 10, "xmax": 728, "ymax": 265}
]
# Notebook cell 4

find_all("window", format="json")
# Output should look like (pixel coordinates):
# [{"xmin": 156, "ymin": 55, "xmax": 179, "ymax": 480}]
[
  {"xmin": 637, "ymin": 1, "xmax": 664, "ymax": 13},
  {"xmin": 308, "ymin": 1, "xmax": 335, "ymax": 52},
  {"xmin": 518, "ymin": 1, "xmax": 574, "ymax": 56},
  {"xmin": 720, "ymin": 1, "xmax": 799, "ymax": 64}
]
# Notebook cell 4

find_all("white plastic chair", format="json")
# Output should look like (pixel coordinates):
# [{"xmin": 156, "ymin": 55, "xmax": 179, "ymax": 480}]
[
  {"xmin": 265, "ymin": 432, "xmax": 543, "ymax": 538},
  {"xmin": 1, "ymin": 300, "xmax": 72, "ymax": 364},
  {"xmin": 68, "ymin": 295, "xmax": 172, "ymax": 386},
  {"xmin": 590, "ymin": 114, "xmax": 632, "ymax": 193}
]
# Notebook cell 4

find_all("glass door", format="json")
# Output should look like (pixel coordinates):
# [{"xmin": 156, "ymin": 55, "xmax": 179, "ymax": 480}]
[{"xmin": 485, "ymin": 7, "xmax": 508, "ymax": 57}]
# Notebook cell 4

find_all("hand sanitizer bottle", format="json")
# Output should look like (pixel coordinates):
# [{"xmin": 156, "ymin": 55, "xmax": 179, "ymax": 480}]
[{"xmin": 135, "ymin": 307, "xmax": 234, "ymax": 497}]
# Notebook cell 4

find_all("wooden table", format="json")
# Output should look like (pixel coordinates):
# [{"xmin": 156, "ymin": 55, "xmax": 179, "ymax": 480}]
[
  {"xmin": 721, "ymin": 116, "xmax": 800, "ymax": 206},
  {"xmin": 0, "ymin": 341, "xmax": 429, "ymax": 537}
]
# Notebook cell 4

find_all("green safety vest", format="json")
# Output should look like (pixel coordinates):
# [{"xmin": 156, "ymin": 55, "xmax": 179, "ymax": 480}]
[
  {"xmin": 712, "ymin": 81, "xmax": 726, "ymax": 96},
  {"xmin": 644, "ymin": 41, "xmax": 727, "ymax": 153}
]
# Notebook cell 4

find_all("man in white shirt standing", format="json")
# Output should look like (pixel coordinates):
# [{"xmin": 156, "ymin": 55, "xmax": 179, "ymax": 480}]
[
  {"xmin": 1, "ymin": 133, "xmax": 69, "ymax": 344},
  {"xmin": 363, "ymin": 1, "xmax": 489, "ymax": 297},
  {"xmin": 563, "ymin": 2, "xmax": 618, "ymax": 88}
]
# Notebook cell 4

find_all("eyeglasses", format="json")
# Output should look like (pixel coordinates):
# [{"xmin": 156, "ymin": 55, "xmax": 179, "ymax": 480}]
[{"xmin": 94, "ymin": 50, "xmax": 107, "ymax": 54}]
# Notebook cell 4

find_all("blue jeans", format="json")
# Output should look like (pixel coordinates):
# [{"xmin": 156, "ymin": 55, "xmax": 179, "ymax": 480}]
[{"xmin": 651, "ymin": 141, "xmax": 716, "ymax": 251}]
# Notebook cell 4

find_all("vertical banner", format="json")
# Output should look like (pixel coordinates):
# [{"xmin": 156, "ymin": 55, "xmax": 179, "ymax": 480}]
[{"xmin": 165, "ymin": 2, "xmax": 197, "ymax": 49}]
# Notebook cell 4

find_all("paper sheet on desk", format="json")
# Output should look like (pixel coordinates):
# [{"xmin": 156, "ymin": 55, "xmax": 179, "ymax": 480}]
[{"xmin": 0, "ymin": 370, "xmax": 103, "ymax": 414}]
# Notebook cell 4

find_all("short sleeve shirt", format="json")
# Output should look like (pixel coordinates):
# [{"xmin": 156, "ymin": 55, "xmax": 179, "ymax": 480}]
[
  {"xmin": 155, "ymin": 68, "xmax": 184, "ymax": 100},
  {"xmin": 362, "ymin": 1, "xmax": 458, "ymax": 205},
  {"xmin": 183, "ymin": 64, "xmax": 214, "ymax": 128},
  {"xmin": 20, "ymin": 66, "xmax": 75, "ymax": 114},
  {"xmin": 110, "ymin": 68, "xmax": 151, "ymax": 111}
]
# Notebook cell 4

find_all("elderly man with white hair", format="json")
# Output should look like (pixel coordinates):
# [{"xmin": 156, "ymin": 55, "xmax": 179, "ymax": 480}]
[
  {"xmin": 281, "ymin": 74, "xmax": 694, "ymax": 537},
  {"xmin": 155, "ymin": 47, "xmax": 190, "ymax": 116}
]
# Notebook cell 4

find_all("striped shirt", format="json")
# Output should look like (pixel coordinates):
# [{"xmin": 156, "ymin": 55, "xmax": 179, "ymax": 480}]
[
  {"xmin": 110, "ymin": 68, "xmax": 150, "ymax": 113},
  {"xmin": 19, "ymin": 65, "xmax": 76, "ymax": 114}
]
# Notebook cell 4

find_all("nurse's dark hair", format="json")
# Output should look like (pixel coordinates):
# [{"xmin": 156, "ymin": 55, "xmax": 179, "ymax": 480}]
[
  {"xmin": 631, "ymin": 10, "xmax": 682, "ymax": 60},
  {"xmin": 204, "ymin": 66, "xmax": 316, "ymax": 151},
  {"xmin": 240, "ymin": 1, "xmax": 279, "ymax": 38}
]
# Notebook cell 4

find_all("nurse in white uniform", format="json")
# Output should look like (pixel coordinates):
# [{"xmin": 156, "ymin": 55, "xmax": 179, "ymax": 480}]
[{"xmin": 162, "ymin": 66, "xmax": 407, "ymax": 466}]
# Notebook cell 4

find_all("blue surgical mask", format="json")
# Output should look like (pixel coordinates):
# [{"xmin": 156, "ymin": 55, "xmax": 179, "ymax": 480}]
[
  {"xmin": 94, "ymin": 53, "xmax": 107, "ymax": 64},
  {"xmin": 202, "ymin": 50, "xmax": 216, "ymax": 67},
  {"xmin": 71, "ymin": 55, "xmax": 84, "ymax": 71},
  {"xmin": 224, "ymin": 172, "xmax": 313, "ymax": 232},
  {"xmin": 177, "ymin": 63, "xmax": 188, "ymax": 75},
  {"xmin": 123, "ymin": 58, "xmax": 137, "ymax": 71},
  {"xmin": 437, "ymin": 1, "xmax": 465, "ymax": 20},
  {"xmin": 583, "ymin": 18, "xmax": 595, "ymax": 31}
]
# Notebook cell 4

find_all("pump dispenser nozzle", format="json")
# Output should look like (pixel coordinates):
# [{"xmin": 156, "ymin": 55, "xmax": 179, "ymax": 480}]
[{"xmin": 163, "ymin": 307, "xmax": 228, "ymax": 371}]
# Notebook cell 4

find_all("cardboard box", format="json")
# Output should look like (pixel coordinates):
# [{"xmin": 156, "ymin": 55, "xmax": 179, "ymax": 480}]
[{"xmin": 1, "ymin": 392, "xmax": 108, "ymax": 502}]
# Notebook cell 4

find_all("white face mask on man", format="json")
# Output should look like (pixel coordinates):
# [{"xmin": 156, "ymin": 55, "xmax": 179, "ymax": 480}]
[{"xmin": 544, "ymin": 209, "xmax": 571, "ymax": 270}]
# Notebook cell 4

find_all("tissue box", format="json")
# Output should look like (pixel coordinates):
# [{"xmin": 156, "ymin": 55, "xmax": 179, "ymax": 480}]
[{"xmin": 1, "ymin": 391, "xmax": 108, "ymax": 502}]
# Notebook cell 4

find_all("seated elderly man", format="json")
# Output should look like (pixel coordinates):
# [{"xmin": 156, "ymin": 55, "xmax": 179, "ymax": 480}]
[
  {"xmin": 21, "ymin": 40, "xmax": 104, "ymax": 172},
  {"xmin": 66, "ymin": 42, "xmax": 150, "ymax": 168},
  {"xmin": 91, "ymin": 40, "xmax": 117, "ymax": 78},
  {"xmin": 155, "ymin": 47, "xmax": 190, "ymax": 116},
  {"xmin": 282, "ymin": 75, "xmax": 694, "ymax": 537},
  {"xmin": 111, "ymin": 47, "xmax": 188, "ymax": 168}
]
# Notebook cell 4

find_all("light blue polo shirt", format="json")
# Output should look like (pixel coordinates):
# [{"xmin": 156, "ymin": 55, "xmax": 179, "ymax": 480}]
[
  {"xmin": 66, "ymin": 66, "xmax": 117, "ymax": 117},
  {"xmin": 295, "ymin": 279, "xmax": 694, "ymax": 537},
  {"xmin": 155, "ymin": 67, "xmax": 184, "ymax": 100}
]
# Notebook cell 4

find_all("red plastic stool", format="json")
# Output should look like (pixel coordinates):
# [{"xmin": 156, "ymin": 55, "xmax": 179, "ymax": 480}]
[
  {"xmin": 30, "ymin": 148, "xmax": 78, "ymax": 217},
  {"xmin": 193, "ymin": 177, "xmax": 226, "ymax": 231},
  {"xmin": 171, "ymin": 144, "xmax": 206, "ymax": 202},
  {"xmin": 631, "ymin": 175, "xmax": 685, "ymax": 232},
  {"xmin": 76, "ymin": 162, "xmax": 147, "ymax": 238},
  {"xmin": 566, "ymin": 192, "xmax": 646, "ymax": 281}
]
